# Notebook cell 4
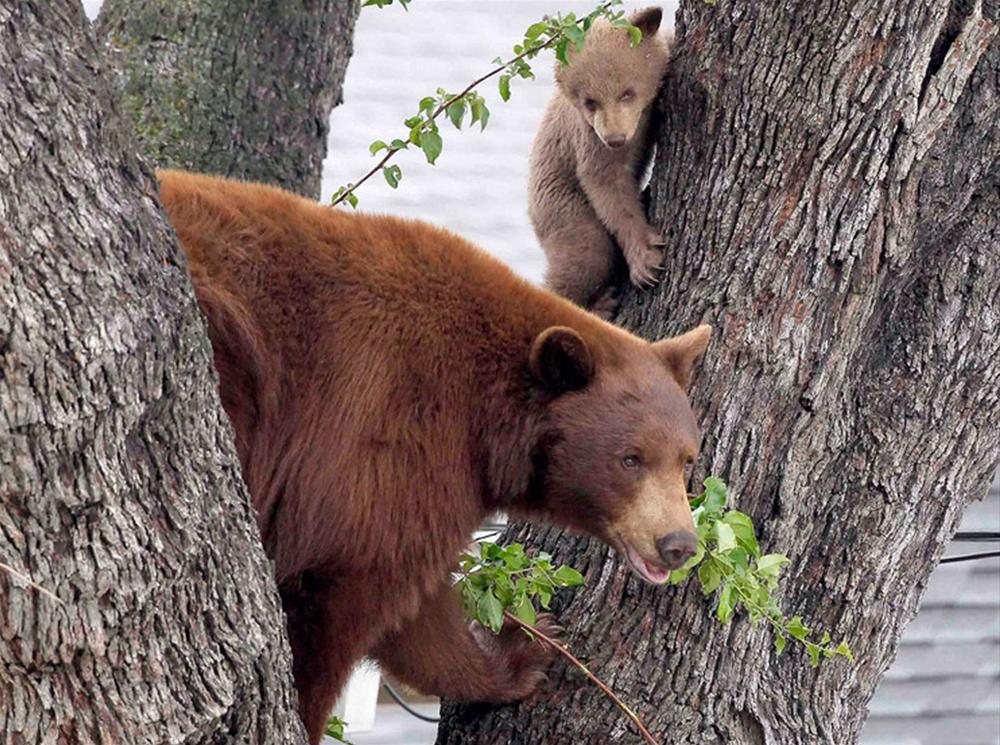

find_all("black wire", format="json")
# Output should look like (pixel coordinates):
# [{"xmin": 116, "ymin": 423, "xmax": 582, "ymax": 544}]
[
  {"xmin": 953, "ymin": 531, "xmax": 1000, "ymax": 542},
  {"xmin": 940, "ymin": 550, "xmax": 1000, "ymax": 564},
  {"xmin": 381, "ymin": 681, "xmax": 441, "ymax": 723}
]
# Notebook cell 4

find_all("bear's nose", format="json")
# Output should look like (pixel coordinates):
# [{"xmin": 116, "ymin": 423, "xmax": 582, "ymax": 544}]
[
  {"xmin": 656, "ymin": 530, "xmax": 697, "ymax": 569},
  {"xmin": 605, "ymin": 134, "xmax": 627, "ymax": 148}
]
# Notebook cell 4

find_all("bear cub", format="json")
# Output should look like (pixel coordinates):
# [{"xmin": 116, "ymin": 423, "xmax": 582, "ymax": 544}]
[{"xmin": 529, "ymin": 7, "xmax": 671, "ymax": 318}]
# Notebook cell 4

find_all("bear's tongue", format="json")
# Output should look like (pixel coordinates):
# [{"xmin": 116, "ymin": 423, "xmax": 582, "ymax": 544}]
[{"xmin": 625, "ymin": 542, "xmax": 670, "ymax": 585}]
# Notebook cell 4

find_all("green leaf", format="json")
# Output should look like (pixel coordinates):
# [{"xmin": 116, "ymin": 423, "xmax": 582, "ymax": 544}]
[
  {"xmin": 702, "ymin": 477, "xmax": 728, "ymax": 513},
  {"xmin": 390, "ymin": 138, "xmax": 408, "ymax": 150},
  {"xmin": 564, "ymin": 24, "xmax": 585, "ymax": 51},
  {"xmin": 498, "ymin": 74, "xmax": 511, "ymax": 102},
  {"xmin": 717, "ymin": 584, "xmax": 735, "ymax": 623},
  {"xmin": 835, "ymin": 641, "xmax": 855, "ymax": 662},
  {"xmin": 382, "ymin": 165, "xmax": 402, "ymax": 188},
  {"xmin": 668, "ymin": 566, "xmax": 691, "ymax": 584},
  {"xmin": 553, "ymin": 565, "xmax": 584, "ymax": 587},
  {"xmin": 555, "ymin": 38, "xmax": 570, "ymax": 66},
  {"xmin": 369, "ymin": 139, "xmax": 388, "ymax": 155},
  {"xmin": 478, "ymin": 590, "xmax": 504, "ymax": 633},
  {"xmin": 698, "ymin": 560, "xmax": 722, "ymax": 595},
  {"xmin": 628, "ymin": 25, "xmax": 642, "ymax": 47},
  {"xmin": 418, "ymin": 96, "xmax": 436, "ymax": 113},
  {"xmin": 715, "ymin": 522, "xmax": 737, "ymax": 553},
  {"xmin": 325, "ymin": 716, "xmax": 353, "ymax": 743},
  {"xmin": 525, "ymin": 21, "xmax": 549, "ymax": 41},
  {"xmin": 756, "ymin": 553, "xmax": 790, "ymax": 579},
  {"xmin": 446, "ymin": 98, "xmax": 466, "ymax": 129},
  {"xmin": 806, "ymin": 642, "xmax": 822, "ymax": 668},
  {"xmin": 787, "ymin": 615, "xmax": 810, "ymax": 641},
  {"xmin": 774, "ymin": 633, "xmax": 787, "ymax": 656},
  {"xmin": 512, "ymin": 594, "xmax": 536, "ymax": 626},
  {"xmin": 471, "ymin": 98, "xmax": 490, "ymax": 130}
]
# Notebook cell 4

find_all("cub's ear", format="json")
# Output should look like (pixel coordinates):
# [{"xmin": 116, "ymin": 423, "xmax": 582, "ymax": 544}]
[
  {"xmin": 530, "ymin": 327, "xmax": 594, "ymax": 393},
  {"xmin": 653, "ymin": 324, "xmax": 712, "ymax": 389},
  {"xmin": 629, "ymin": 6, "xmax": 663, "ymax": 38}
]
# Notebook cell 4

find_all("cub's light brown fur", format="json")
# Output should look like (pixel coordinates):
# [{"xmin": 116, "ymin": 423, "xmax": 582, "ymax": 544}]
[
  {"xmin": 159, "ymin": 170, "xmax": 709, "ymax": 744},
  {"xmin": 529, "ymin": 7, "xmax": 671, "ymax": 317}
]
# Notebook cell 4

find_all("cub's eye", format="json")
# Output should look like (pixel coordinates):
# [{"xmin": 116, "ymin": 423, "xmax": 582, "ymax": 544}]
[
  {"xmin": 622, "ymin": 454, "xmax": 642, "ymax": 470},
  {"xmin": 584, "ymin": 99, "xmax": 599, "ymax": 112},
  {"xmin": 620, "ymin": 88, "xmax": 635, "ymax": 101}
]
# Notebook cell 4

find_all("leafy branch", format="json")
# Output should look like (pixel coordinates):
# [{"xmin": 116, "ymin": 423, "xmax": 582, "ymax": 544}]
[
  {"xmin": 669, "ymin": 477, "xmax": 854, "ymax": 666},
  {"xmin": 331, "ymin": 0, "xmax": 639, "ymax": 207},
  {"xmin": 457, "ymin": 541, "xmax": 661, "ymax": 745}
]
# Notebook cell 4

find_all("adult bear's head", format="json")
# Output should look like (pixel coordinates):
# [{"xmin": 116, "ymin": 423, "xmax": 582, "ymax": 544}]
[{"xmin": 526, "ymin": 323, "xmax": 712, "ymax": 584}]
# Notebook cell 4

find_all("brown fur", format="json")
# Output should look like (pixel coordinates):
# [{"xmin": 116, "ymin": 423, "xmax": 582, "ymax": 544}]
[
  {"xmin": 529, "ymin": 7, "xmax": 672, "ymax": 317},
  {"xmin": 158, "ymin": 170, "xmax": 710, "ymax": 744}
]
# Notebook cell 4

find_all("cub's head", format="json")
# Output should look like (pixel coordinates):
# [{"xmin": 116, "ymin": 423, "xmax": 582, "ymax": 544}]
[
  {"xmin": 527, "ymin": 323, "xmax": 711, "ymax": 584},
  {"xmin": 555, "ymin": 7, "xmax": 671, "ymax": 149}
]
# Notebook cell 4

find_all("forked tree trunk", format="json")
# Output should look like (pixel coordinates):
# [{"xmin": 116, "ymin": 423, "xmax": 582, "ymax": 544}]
[
  {"xmin": 439, "ymin": 1, "xmax": 999, "ymax": 743},
  {"xmin": 96, "ymin": 0, "xmax": 361, "ymax": 197},
  {"xmin": 0, "ymin": 3, "xmax": 305, "ymax": 741}
]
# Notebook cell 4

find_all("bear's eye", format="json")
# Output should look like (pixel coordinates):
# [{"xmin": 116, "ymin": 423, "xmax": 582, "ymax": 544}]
[
  {"xmin": 620, "ymin": 88, "xmax": 635, "ymax": 102},
  {"xmin": 584, "ymin": 98, "xmax": 600, "ymax": 112},
  {"xmin": 622, "ymin": 454, "xmax": 642, "ymax": 470}
]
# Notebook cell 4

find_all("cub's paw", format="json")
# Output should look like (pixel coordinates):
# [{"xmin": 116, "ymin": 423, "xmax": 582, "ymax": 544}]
[{"xmin": 626, "ymin": 244, "xmax": 664, "ymax": 289}]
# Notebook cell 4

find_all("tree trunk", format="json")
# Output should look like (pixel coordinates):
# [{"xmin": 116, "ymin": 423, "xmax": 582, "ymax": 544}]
[
  {"xmin": 0, "ymin": 3, "xmax": 305, "ymax": 742},
  {"xmin": 439, "ymin": 1, "xmax": 999, "ymax": 743},
  {"xmin": 95, "ymin": 0, "xmax": 361, "ymax": 198}
]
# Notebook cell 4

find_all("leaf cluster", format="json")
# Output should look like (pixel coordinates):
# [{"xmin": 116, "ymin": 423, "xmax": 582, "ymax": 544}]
[
  {"xmin": 324, "ymin": 716, "xmax": 352, "ymax": 744},
  {"xmin": 457, "ymin": 541, "xmax": 584, "ymax": 633},
  {"xmin": 669, "ymin": 477, "xmax": 854, "ymax": 667}
]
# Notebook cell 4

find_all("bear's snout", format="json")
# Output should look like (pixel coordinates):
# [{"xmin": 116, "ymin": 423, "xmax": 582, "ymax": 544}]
[{"xmin": 655, "ymin": 530, "xmax": 697, "ymax": 569}]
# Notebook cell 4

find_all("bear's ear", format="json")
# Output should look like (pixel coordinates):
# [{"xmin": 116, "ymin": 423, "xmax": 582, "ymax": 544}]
[
  {"xmin": 653, "ymin": 324, "xmax": 712, "ymax": 389},
  {"xmin": 629, "ymin": 6, "xmax": 663, "ymax": 39},
  {"xmin": 530, "ymin": 327, "xmax": 594, "ymax": 393}
]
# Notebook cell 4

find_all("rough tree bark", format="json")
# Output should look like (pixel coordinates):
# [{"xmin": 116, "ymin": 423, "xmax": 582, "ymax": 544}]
[
  {"xmin": 0, "ymin": 3, "xmax": 306, "ymax": 742},
  {"xmin": 439, "ymin": 1, "xmax": 999, "ymax": 743},
  {"xmin": 96, "ymin": 0, "xmax": 361, "ymax": 198}
]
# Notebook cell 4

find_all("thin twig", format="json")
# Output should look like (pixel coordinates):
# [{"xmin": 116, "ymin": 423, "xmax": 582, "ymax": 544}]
[
  {"xmin": 330, "ymin": 3, "xmax": 614, "ymax": 207},
  {"xmin": 0, "ymin": 561, "xmax": 63, "ymax": 605},
  {"xmin": 503, "ymin": 610, "xmax": 661, "ymax": 745}
]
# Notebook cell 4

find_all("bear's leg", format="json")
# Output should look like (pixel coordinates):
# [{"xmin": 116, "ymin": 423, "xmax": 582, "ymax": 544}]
[
  {"xmin": 541, "ymin": 208, "xmax": 621, "ymax": 317},
  {"xmin": 282, "ymin": 576, "xmax": 383, "ymax": 745},
  {"xmin": 371, "ymin": 578, "xmax": 560, "ymax": 702}
]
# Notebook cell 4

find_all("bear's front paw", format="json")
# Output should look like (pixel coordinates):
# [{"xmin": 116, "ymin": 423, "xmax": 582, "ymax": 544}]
[
  {"xmin": 493, "ymin": 613, "xmax": 562, "ymax": 701},
  {"xmin": 625, "ymin": 243, "xmax": 664, "ymax": 289}
]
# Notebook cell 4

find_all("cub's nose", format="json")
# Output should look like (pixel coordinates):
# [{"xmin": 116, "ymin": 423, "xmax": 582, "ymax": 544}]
[
  {"xmin": 656, "ymin": 531, "xmax": 697, "ymax": 569},
  {"xmin": 605, "ymin": 133, "xmax": 627, "ymax": 148}
]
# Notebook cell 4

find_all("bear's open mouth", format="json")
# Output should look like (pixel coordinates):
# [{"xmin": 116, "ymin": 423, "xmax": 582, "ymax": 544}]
[{"xmin": 621, "ymin": 539, "xmax": 671, "ymax": 585}]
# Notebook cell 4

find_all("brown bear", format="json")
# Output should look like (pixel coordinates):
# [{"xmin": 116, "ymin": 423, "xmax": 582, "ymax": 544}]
[{"xmin": 158, "ymin": 170, "xmax": 711, "ymax": 744}]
